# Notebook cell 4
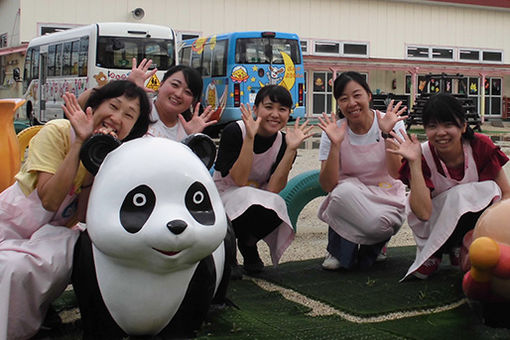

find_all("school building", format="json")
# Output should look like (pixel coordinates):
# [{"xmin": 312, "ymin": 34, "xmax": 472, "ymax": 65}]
[{"xmin": 1, "ymin": 0, "xmax": 510, "ymax": 120}]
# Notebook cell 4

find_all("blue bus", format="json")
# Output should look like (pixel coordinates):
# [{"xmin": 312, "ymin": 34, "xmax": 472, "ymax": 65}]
[{"xmin": 179, "ymin": 31, "xmax": 305, "ymax": 135}]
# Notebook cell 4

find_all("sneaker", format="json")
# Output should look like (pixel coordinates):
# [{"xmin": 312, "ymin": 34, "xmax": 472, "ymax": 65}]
[
  {"xmin": 413, "ymin": 256, "xmax": 441, "ymax": 279},
  {"xmin": 322, "ymin": 253, "xmax": 341, "ymax": 270},
  {"xmin": 449, "ymin": 247, "xmax": 461, "ymax": 267},
  {"xmin": 376, "ymin": 245, "xmax": 388, "ymax": 262}
]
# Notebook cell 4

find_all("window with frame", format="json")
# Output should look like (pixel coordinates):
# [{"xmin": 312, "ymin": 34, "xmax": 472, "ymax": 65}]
[
  {"xmin": 343, "ymin": 43, "xmax": 367, "ymax": 56},
  {"xmin": 179, "ymin": 46, "xmax": 191, "ymax": 66},
  {"xmin": 314, "ymin": 41, "xmax": 340, "ymax": 55},
  {"xmin": 459, "ymin": 49, "xmax": 479, "ymax": 61},
  {"xmin": 300, "ymin": 40, "xmax": 309, "ymax": 55},
  {"xmin": 211, "ymin": 40, "xmax": 227, "ymax": 77},
  {"xmin": 483, "ymin": 51, "xmax": 502, "ymax": 63},
  {"xmin": 312, "ymin": 71, "xmax": 333, "ymax": 115}
]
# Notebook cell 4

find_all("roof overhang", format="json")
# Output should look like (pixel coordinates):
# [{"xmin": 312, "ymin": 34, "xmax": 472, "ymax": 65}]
[{"xmin": 0, "ymin": 44, "xmax": 29, "ymax": 56}]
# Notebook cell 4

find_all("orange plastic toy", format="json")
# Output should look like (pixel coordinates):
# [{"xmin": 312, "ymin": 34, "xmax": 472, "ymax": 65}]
[{"xmin": 0, "ymin": 99, "xmax": 26, "ymax": 193}]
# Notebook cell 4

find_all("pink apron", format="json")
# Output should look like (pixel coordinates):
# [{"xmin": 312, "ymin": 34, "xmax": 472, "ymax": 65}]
[
  {"xmin": 402, "ymin": 141, "xmax": 501, "ymax": 280},
  {"xmin": 214, "ymin": 121, "xmax": 294, "ymax": 265},
  {"xmin": 318, "ymin": 118, "xmax": 407, "ymax": 245},
  {"xmin": 0, "ymin": 130, "xmax": 81, "ymax": 340}
]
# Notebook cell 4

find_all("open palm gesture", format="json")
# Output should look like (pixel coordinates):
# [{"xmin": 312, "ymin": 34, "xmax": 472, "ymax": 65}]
[
  {"xmin": 240, "ymin": 103, "xmax": 261, "ymax": 139},
  {"xmin": 127, "ymin": 58, "xmax": 158, "ymax": 92},
  {"xmin": 61, "ymin": 92, "xmax": 94, "ymax": 143},
  {"xmin": 317, "ymin": 111, "xmax": 347, "ymax": 146},
  {"xmin": 285, "ymin": 118, "xmax": 314, "ymax": 151},
  {"xmin": 376, "ymin": 100, "xmax": 408, "ymax": 134},
  {"xmin": 386, "ymin": 129, "xmax": 422, "ymax": 162},
  {"xmin": 180, "ymin": 102, "xmax": 218, "ymax": 135}
]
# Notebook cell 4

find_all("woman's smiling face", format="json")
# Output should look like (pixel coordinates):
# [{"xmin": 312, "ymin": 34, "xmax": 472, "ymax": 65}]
[
  {"xmin": 155, "ymin": 71, "xmax": 194, "ymax": 118},
  {"xmin": 337, "ymin": 80, "xmax": 372, "ymax": 124},
  {"xmin": 92, "ymin": 95, "xmax": 140, "ymax": 140},
  {"xmin": 254, "ymin": 98, "xmax": 291, "ymax": 137}
]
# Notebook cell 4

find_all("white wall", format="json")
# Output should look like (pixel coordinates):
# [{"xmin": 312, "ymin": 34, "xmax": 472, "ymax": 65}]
[
  {"xmin": 0, "ymin": 0, "xmax": 22, "ymax": 46},
  {"xmin": 16, "ymin": 0, "xmax": 510, "ymax": 62}
]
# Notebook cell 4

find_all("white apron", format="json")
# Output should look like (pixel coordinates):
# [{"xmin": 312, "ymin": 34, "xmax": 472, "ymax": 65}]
[
  {"xmin": 0, "ymin": 131, "xmax": 81, "ymax": 340},
  {"xmin": 318, "ymin": 118, "xmax": 407, "ymax": 245},
  {"xmin": 402, "ymin": 141, "xmax": 501, "ymax": 280},
  {"xmin": 213, "ymin": 121, "xmax": 294, "ymax": 265}
]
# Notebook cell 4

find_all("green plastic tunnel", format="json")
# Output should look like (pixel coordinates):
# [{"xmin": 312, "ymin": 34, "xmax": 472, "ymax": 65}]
[{"xmin": 279, "ymin": 169, "xmax": 327, "ymax": 231}]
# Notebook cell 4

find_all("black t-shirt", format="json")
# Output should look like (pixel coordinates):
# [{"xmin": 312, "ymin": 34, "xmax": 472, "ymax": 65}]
[{"xmin": 215, "ymin": 121, "xmax": 288, "ymax": 178}]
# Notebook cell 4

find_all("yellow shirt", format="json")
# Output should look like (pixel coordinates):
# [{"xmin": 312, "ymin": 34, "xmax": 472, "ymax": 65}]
[{"xmin": 15, "ymin": 119, "xmax": 87, "ymax": 197}]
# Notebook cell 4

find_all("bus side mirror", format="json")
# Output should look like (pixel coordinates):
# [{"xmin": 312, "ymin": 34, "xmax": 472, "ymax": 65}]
[{"xmin": 13, "ymin": 68, "xmax": 21, "ymax": 82}]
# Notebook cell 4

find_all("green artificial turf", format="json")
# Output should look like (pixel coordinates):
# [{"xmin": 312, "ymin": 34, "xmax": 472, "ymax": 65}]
[
  {"xmin": 256, "ymin": 246, "xmax": 464, "ymax": 317},
  {"xmin": 43, "ymin": 247, "xmax": 510, "ymax": 339}
]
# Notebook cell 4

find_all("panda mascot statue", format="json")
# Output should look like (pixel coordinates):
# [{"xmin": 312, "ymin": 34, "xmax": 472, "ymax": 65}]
[{"xmin": 72, "ymin": 134, "xmax": 236, "ymax": 339}]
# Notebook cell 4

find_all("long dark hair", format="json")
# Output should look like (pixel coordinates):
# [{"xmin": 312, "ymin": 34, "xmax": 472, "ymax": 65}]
[
  {"xmin": 422, "ymin": 93, "xmax": 475, "ymax": 140},
  {"xmin": 333, "ymin": 71, "xmax": 372, "ymax": 118},
  {"xmin": 85, "ymin": 80, "xmax": 151, "ymax": 141}
]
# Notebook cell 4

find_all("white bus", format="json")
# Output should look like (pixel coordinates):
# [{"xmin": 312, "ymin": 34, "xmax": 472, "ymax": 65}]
[{"xmin": 22, "ymin": 22, "xmax": 176, "ymax": 124}]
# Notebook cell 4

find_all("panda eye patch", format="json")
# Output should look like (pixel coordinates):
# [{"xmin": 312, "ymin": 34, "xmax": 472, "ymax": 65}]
[
  {"xmin": 120, "ymin": 184, "xmax": 156, "ymax": 233},
  {"xmin": 185, "ymin": 182, "xmax": 215, "ymax": 225}
]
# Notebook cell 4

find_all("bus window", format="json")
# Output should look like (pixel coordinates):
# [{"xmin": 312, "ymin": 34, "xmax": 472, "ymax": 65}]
[
  {"xmin": 235, "ymin": 38, "xmax": 301, "ymax": 64},
  {"xmin": 48, "ymin": 45, "xmax": 56, "ymax": 76},
  {"xmin": 201, "ymin": 44, "xmax": 212, "ymax": 76},
  {"xmin": 191, "ymin": 49, "xmax": 201, "ymax": 70},
  {"xmin": 55, "ymin": 44, "xmax": 62, "ymax": 76},
  {"xmin": 211, "ymin": 40, "xmax": 227, "ymax": 77},
  {"xmin": 71, "ymin": 40, "xmax": 80, "ymax": 75},
  {"xmin": 145, "ymin": 39, "xmax": 171, "ymax": 70},
  {"xmin": 62, "ymin": 42, "xmax": 72, "ymax": 76},
  {"xmin": 32, "ymin": 48, "xmax": 40, "ymax": 81},
  {"xmin": 180, "ymin": 46, "xmax": 191, "ymax": 66},
  {"xmin": 79, "ymin": 36, "xmax": 88, "ymax": 76},
  {"xmin": 23, "ymin": 47, "xmax": 33, "ymax": 92},
  {"xmin": 97, "ymin": 37, "xmax": 175, "ymax": 70}
]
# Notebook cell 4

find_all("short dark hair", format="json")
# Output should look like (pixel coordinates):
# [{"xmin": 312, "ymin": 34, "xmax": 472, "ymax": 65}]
[
  {"xmin": 162, "ymin": 65, "xmax": 203, "ymax": 104},
  {"xmin": 254, "ymin": 85, "xmax": 293, "ymax": 110},
  {"xmin": 85, "ymin": 80, "xmax": 151, "ymax": 141},
  {"xmin": 422, "ymin": 93, "xmax": 474, "ymax": 140},
  {"xmin": 333, "ymin": 71, "xmax": 372, "ymax": 118}
]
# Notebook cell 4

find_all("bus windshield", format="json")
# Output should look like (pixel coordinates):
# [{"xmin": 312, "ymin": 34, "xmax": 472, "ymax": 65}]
[
  {"xmin": 96, "ymin": 36, "xmax": 174, "ymax": 70},
  {"xmin": 235, "ymin": 38, "xmax": 301, "ymax": 65}
]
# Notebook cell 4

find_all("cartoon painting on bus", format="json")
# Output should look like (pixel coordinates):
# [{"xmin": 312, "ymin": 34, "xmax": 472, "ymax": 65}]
[{"xmin": 179, "ymin": 31, "xmax": 305, "ymax": 135}]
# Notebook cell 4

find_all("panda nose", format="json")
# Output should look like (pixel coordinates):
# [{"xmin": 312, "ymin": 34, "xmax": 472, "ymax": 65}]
[{"xmin": 167, "ymin": 219, "xmax": 187, "ymax": 235}]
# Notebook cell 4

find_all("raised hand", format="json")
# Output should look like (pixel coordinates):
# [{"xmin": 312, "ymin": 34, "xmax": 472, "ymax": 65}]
[
  {"xmin": 61, "ymin": 92, "xmax": 94, "ymax": 143},
  {"xmin": 179, "ymin": 102, "xmax": 218, "ymax": 135},
  {"xmin": 386, "ymin": 128, "xmax": 422, "ymax": 162},
  {"xmin": 285, "ymin": 118, "xmax": 314, "ymax": 151},
  {"xmin": 317, "ymin": 111, "xmax": 347, "ymax": 146},
  {"xmin": 376, "ymin": 100, "xmax": 408, "ymax": 134},
  {"xmin": 127, "ymin": 58, "xmax": 158, "ymax": 92},
  {"xmin": 240, "ymin": 103, "xmax": 261, "ymax": 139}
]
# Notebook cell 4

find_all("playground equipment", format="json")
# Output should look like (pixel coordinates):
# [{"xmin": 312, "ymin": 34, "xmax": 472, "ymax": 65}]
[
  {"xmin": 279, "ymin": 170, "xmax": 326, "ymax": 231},
  {"xmin": 0, "ymin": 98, "xmax": 26, "ymax": 193},
  {"xmin": 462, "ymin": 199, "xmax": 510, "ymax": 327}
]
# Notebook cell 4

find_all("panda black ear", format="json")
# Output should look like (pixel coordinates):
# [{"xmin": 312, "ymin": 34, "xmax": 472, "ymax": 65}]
[
  {"xmin": 80, "ymin": 134, "xmax": 122, "ymax": 175},
  {"xmin": 181, "ymin": 133, "xmax": 216, "ymax": 170}
]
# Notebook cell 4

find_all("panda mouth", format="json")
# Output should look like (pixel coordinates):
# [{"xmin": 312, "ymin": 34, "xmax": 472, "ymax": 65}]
[{"xmin": 153, "ymin": 248, "xmax": 181, "ymax": 256}]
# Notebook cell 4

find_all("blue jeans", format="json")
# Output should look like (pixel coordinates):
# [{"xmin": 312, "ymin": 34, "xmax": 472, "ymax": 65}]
[{"xmin": 327, "ymin": 227, "xmax": 388, "ymax": 270}]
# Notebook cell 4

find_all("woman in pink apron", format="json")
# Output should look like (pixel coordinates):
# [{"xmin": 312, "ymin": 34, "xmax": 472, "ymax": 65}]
[
  {"xmin": 0, "ymin": 80, "xmax": 151, "ymax": 339},
  {"xmin": 390, "ymin": 93, "xmax": 510, "ymax": 280},
  {"xmin": 317, "ymin": 71, "xmax": 408, "ymax": 271},
  {"xmin": 214, "ymin": 85, "xmax": 313, "ymax": 274}
]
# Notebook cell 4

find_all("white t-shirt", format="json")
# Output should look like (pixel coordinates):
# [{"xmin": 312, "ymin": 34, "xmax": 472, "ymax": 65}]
[
  {"xmin": 318, "ymin": 110, "xmax": 405, "ymax": 161},
  {"xmin": 146, "ymin": 101, "xmax": 186, "ymax": 141}
]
